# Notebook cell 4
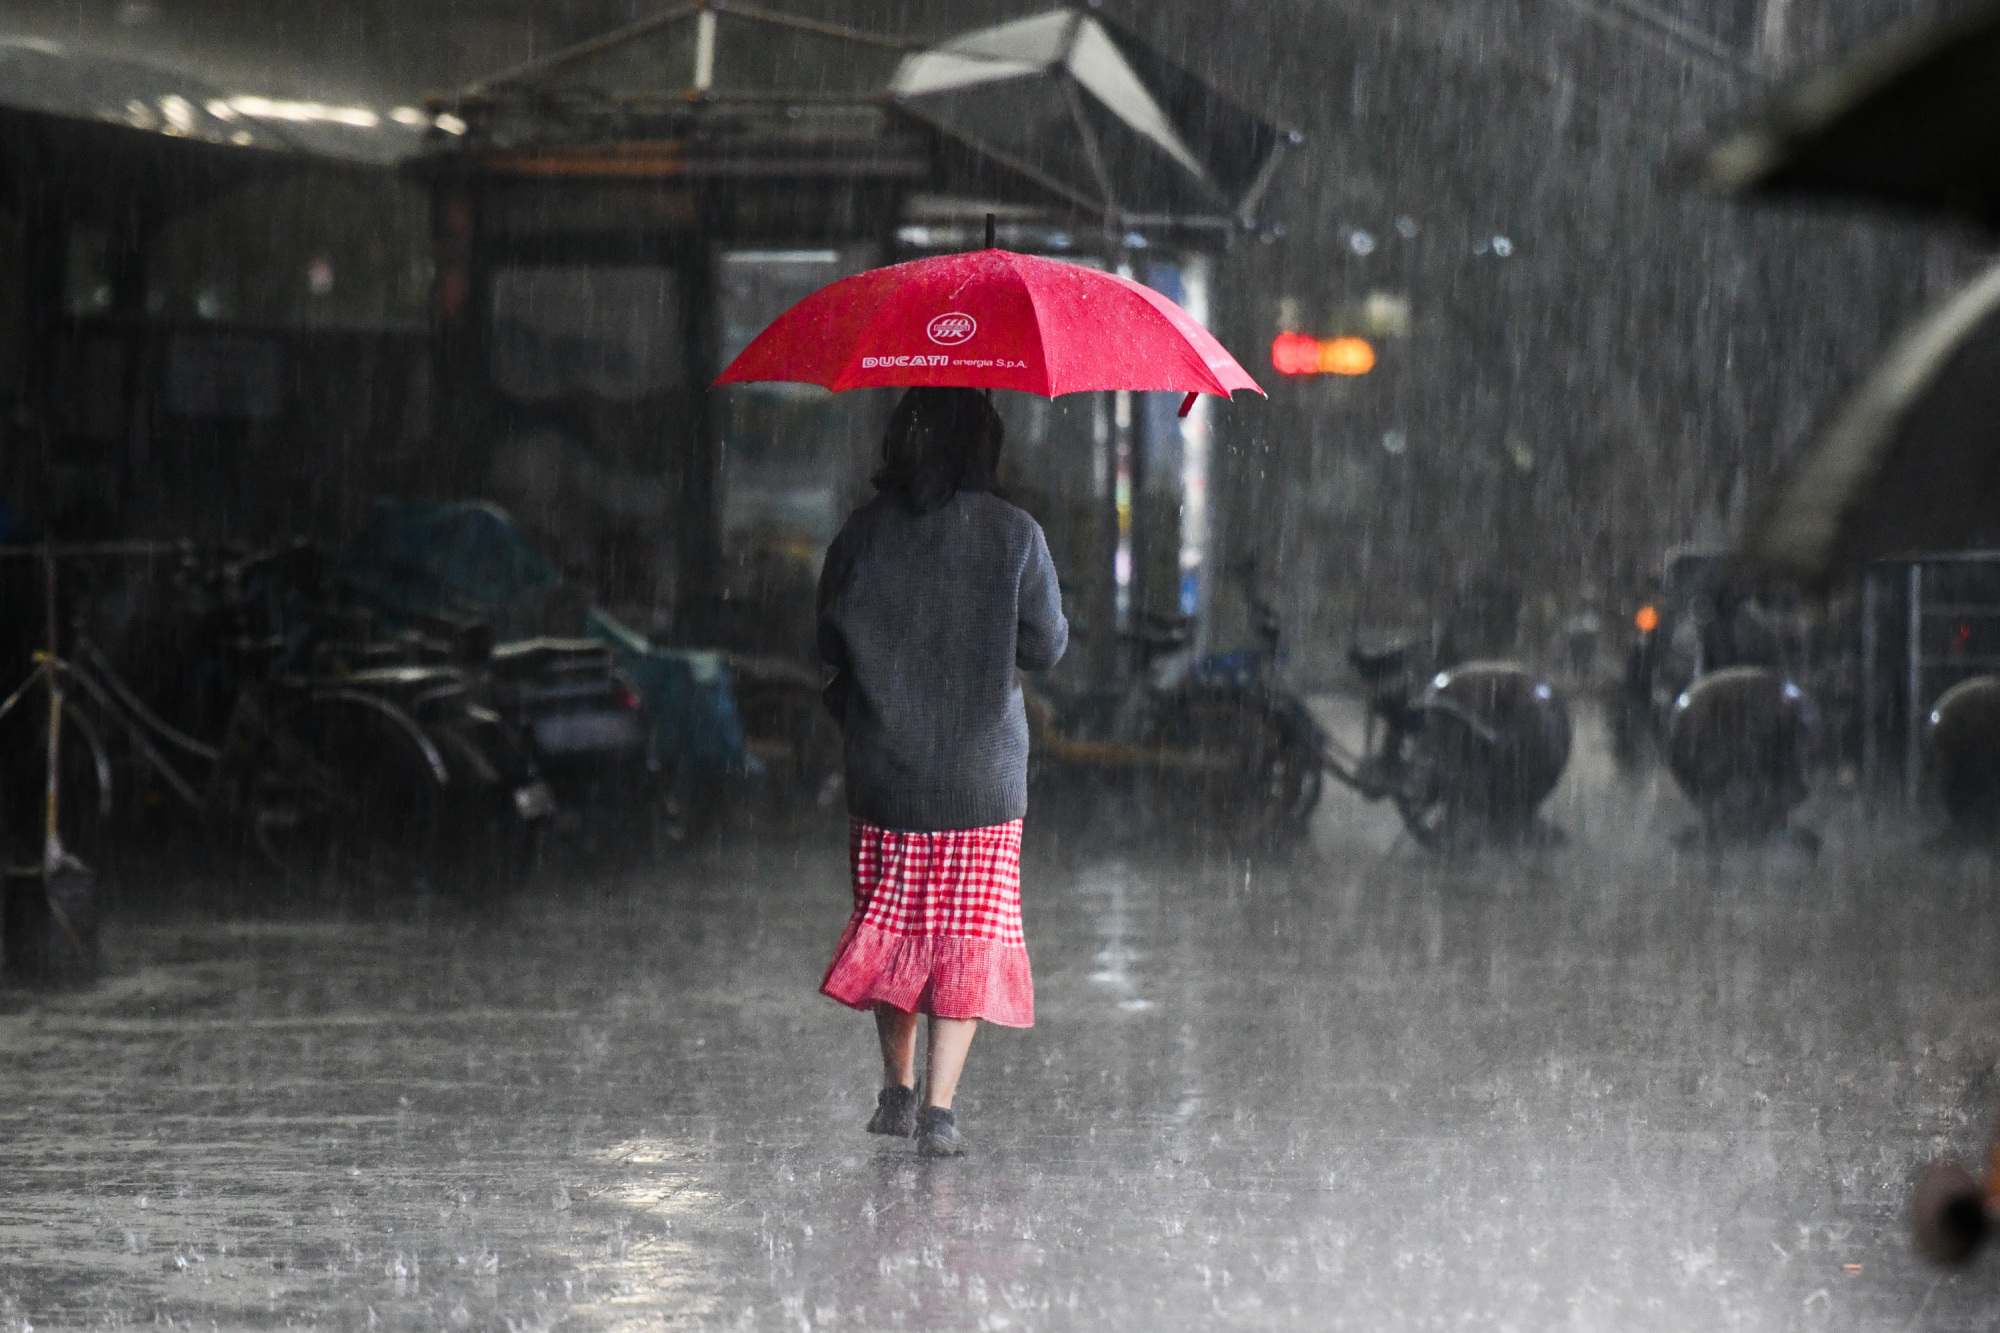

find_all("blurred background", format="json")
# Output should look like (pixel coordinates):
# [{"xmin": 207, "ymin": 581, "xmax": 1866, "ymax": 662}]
[
  {"xmin": 12, "ymin": 4, "xmax": 2000, "ymax": 1327},
  {"xmin": 1, "ymin": 0, "xmax": 1988, "ymax": 670}
]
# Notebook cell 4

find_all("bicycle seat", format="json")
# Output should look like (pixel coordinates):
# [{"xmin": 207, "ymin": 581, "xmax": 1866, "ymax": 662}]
[
  {"xmin": 336, "ymin": 665, "xmax": 470, "ymax": 720},
  {"xmin": 1348, "ymin": 637, "xmax": 1412, "ymax": 683},
  {"xmin": 489, "ymin": 637, "xmax": 614, "ymax": 682}
]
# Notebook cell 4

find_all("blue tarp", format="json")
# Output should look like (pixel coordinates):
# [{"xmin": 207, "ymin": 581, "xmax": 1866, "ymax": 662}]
[
  {"xmin": 341, "ymin": 499, "xmax": 561, "ymax": 623},
  {"xmin": 342, "ymin": 498, "xmax": 747, "ymax": 775},
  {"xmin": 588, "ymin": 609, "xmax": 747, "ymax": 777}
]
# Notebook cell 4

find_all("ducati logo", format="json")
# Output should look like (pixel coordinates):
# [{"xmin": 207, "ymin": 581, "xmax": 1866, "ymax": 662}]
[{"xmin": 925, "ymin": 312, "xmax": 978, "ymax": 346}]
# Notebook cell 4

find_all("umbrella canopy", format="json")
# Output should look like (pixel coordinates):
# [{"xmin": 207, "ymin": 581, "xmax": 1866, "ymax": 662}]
[
  {"xmin": 714, "ymin": 247, "xmax": 1262, "ymax": 404},
  {"xmin": 1744, "ymin": 261, "xmax": 2000, "ymax": 587},
  {"xmin": 1707, "ymin": 4, "xmax": 2000, "ymax": 229}
]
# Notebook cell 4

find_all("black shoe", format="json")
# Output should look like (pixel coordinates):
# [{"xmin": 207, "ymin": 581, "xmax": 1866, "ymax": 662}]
[
  {"xmin": 867, "ymin": 1084, "xmax": 919, "ymax": 1136},
  {"xmin": 915, "ymin": 1105, "xmax": 966, "ymax": 1157}
]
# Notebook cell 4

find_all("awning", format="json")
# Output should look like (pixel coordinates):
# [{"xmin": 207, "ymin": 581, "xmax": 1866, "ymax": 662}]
[
  {"xmin": 446, "ymin": 1, "xmax": 921, "ymax": 176},
  {"xmin": 435, "ymin": 2, "xmax": 1293, "ymax": 236},
  {"xmin": 0, "ymin": 37, "xmax": 433, "ymax": 166},
  {"xmin": 890, "ymin": 9, "xmax": 1294, "ymax": 233}
]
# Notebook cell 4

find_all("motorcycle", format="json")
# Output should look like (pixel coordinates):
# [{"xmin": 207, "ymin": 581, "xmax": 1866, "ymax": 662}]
[
  {"xmin": 1664, "ymin": 665, "xmax": 1818, "ymax": 846},
  {"xmin": 1925, "ymin": 675, "xmax": 2000, "ymax": 840},
  {"xmin": 1028, "ymin": 558, "xmax": 1576, "ymax": 853},
  {"xmin": 1618, "ymin": 560, "xmax": 1822, "ymax": 845}
]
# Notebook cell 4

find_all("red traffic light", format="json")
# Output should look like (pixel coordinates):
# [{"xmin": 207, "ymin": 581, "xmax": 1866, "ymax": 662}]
[
  {"xmin": 1271, "ymin": 332, "xmax": 1319, "ymax": 375},
  {"xmin": 1271, "ymin": 332, "xmax": 1375, "ymax": 376}
]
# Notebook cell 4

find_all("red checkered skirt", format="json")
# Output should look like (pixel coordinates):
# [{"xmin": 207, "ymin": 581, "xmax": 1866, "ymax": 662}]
[{"xmin": 820, "ymin": 817, "xmax": 1033, "ymax": 1028}]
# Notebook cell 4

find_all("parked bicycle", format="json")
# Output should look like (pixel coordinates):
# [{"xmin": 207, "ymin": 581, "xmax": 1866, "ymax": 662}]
[
  {"xmin": 0, "ymin": 542, "xmax": 557, "ymax": 895},
  {"xmin": 1319, "ymin": 633, "xmax": 1573, "ymax": 851},
  {"xmin": 1026, "ymin": 557, "xmax": 1323, "ymax": 847}
]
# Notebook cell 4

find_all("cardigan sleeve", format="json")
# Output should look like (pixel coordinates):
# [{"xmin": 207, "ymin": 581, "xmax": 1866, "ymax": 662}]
[{"xmin": 1015, "ymin": 521, "xmax": 1068, "ymax": 673}]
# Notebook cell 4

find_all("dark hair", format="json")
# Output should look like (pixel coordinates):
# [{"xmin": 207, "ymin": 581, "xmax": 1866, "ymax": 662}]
[{"xmin": 873, "ymin": 387, "xmax": 1004, "ymax": 515}]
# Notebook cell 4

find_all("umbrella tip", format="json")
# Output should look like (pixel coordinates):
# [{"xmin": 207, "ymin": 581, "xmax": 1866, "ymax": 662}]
[{"xmin": 985, "ymin": 212, "xmax": 996, "ymax": 250}]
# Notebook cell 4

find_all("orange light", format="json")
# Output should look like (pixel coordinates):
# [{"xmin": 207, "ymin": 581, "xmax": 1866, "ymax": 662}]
[
  {"xmin": 1634, "ymin": 605, "xmax": 1659, "ymax": 633},
  {"xmin": 1271, "ymin": 332, "xmax": 1320, "ymax": 376},
  {"xmin": 1318, "ymin": 336, "xmax": 1376, "ymax": 376}
]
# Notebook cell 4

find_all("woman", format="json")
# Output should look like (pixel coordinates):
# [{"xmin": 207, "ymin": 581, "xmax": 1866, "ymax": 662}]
[{"xmin": 817, "ymin": 386, "xmax": 1068, "ymax": 1158}]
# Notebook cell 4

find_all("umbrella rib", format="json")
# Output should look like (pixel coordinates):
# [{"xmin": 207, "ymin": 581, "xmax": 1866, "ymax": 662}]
[
  {"xmin": 714, "ymin": 1, "xmax": 914, "ymax": 51},
  {"xmin": 1233, "ymin": 138, "xmax": 1292, "ymax": 227},
  {"xmin": 1004, "ymin": 253, "xmax": 1057, "ymax": 397},
  {"xmin": 726, "ymin": 250, "xmax": 1254, "ymax": 402},
  {"xmin": 829, "ymin": 271, "xmax": 916, "ymax": 392},
  {"xmin": 1085, "ymin": 268, "xmax": 1231, "ymax": 398}
]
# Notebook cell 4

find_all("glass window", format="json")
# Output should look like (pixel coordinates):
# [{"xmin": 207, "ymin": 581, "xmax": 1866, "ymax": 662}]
[
  {"xmin": 715, "ymin": 247, "xmax": 884, "ymax": 599},
  {"xmin": 146, "ymin": 171, "xmax": 431, "ymax": 330},
  {"xmin": 489, "ymin": 266, "xmax": 683, "ymax": 402},
  {"xmin": 482, "ymin": 264, "xmax": 691, "ymax": 617},
  {"xmin": 0, "ymin": 205, "xmax": 25, "ymax": 399},
  {"xmin": 65, "ymin": 225, "xmax": 113, "ymax": 316}
]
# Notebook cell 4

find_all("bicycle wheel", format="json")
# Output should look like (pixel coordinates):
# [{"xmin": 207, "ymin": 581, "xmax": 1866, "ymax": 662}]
[
  {"xmin": 1390, "ymin": 750, "xmax": 1454, "ymax": 851},
  {"xmin": 1270, "ymin": 698, "xmax": 1326, "ymax": 829},
  {"xmin": 1391, "ymin": 709, "xmax": 1482, "ymax": 852},
  {"xmin": 1153, "ymin": 691, "xmax": 1314, "ymax": 846},
  {"xmin": 0, "ymin": 697, "xmax": 113, "ymax": 868},
  {"xmin": 245, "ymin": 692, "xmax": 446, "ymax": 894},
  {"xmin": 429, "ymin": 716, "xmax": 541, "ymax": 896}
]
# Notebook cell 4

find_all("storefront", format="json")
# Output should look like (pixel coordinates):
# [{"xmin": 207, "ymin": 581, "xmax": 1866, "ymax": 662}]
[
  {"xmin": 422, "ymin": 2, "xmax": 1291, "ymax": 671},
  {"xmin": 0, "ymin": 41, "xmax": 440, "ymax": 547}
]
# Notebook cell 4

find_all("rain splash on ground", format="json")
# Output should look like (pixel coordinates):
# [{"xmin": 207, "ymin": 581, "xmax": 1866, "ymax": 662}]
[{"xmin": 3, "ymin": 706, "xmax": 2000, "ymax": 1330}]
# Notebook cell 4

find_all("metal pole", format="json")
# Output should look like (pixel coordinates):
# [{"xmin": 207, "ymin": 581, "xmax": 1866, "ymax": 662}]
[
  {"xmin": 1129, "ymin": 384, "xmax": 1149, "ymax": 628},
  {"xmin": 1112, "ymin": 389, "xmax": 1133, "ymax": 649},
  {"xmin": 1177, "ymin": 255, "xmax": 1213, "ymax": 655},
  {"xmin": 1906, "ymin": 561, "xmax": 1924, "ymax": 808},
  {"xmin": 1860, "ymin": 567, "xmax": 1878, "ymax": 792},
  {"xmin": 42, "ymin": 545, "xmax": 63, "ymax": 873}
]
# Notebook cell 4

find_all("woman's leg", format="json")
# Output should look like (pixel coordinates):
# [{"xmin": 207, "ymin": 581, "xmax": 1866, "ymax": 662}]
[
  {"xmin": 874, "ymin": 1002, "xmax": 920, "ymax": 1088},
  {"xmin": 923, "ymin": 1017, "xmax": 979, "ymax": 1108}
]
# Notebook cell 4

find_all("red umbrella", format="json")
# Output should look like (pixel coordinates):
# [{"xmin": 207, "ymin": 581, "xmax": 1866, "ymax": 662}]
[{"xmin": 714, "ymin": 247, "xmax": 1263, "ymax": 416}]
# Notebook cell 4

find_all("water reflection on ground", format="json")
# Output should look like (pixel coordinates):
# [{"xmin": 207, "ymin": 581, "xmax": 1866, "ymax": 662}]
[{"xmin": 3, "ymin": 709, "xmax": 2000, "ymax": 1329}]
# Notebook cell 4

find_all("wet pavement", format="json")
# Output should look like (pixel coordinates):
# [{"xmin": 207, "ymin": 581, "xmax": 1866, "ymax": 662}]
[{"xmin": 5, "ymin": 706, "xmax": 2000, "ymax": 1330}]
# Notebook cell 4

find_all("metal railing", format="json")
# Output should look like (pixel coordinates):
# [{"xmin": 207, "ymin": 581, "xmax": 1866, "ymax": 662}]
[{"xmin": 1859, "ymin": 553, "xmax": 2000, "ymax": 805}]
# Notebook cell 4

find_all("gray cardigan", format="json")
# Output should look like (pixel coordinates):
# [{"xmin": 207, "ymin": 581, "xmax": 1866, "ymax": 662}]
[{"xmin": 817, "ymin": 490, "xmax": 1068, "ymax": 831}]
